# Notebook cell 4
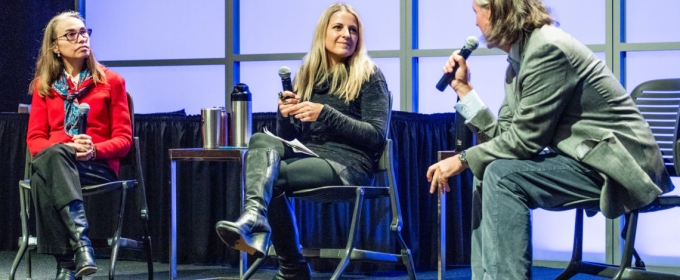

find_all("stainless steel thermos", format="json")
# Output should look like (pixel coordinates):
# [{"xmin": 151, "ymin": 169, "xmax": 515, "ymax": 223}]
[
  {"xmin": 229, "ymin": 83, "xmax": 252, "ymax": 147},
  {"xmin": 201, "ymin": 107, "xmax": 222, "ymax": 149}
]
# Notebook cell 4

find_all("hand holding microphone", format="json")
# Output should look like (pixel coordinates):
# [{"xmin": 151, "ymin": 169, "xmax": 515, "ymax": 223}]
[
  {"xmin": 77, "ymin": 103, "xmax": 90, "ymax": 135},
  {"xmin": 66, "ymin": 103, "xmax": 95, "ymax": 160},
  {"xmin": 436, "ymin": 36, "xmax": 479, "ymax": 93},
  {"xmin": 278, "ymin": 66, "xmax": 298, "ymax": 123},
  {"xmin": 436, "ymin": 37, "xmax": 479, "ymax": 154}
]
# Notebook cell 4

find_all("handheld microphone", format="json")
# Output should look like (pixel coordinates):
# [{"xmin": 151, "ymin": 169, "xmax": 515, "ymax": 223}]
[
  {"xmin": 436, "ymin": 36, "xmax": 479, "ymax": 92},
  {"xmin": 77, "ymin": 103, "xmax": 90, "ymax": 134},
  {"xmin": 278, "ymin": 66, "xmax": 295, "ymax": 123}
]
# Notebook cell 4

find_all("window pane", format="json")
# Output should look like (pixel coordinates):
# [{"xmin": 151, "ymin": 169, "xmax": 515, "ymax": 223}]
[
  {"xmin": 625, "ymin": 0, "xmax": 680, "ymax": 43},
  {"xmin": 239, "ymin": 60, "xmax": 303, "ymax": 113},
  {"xmin": 625, "ymin": 50, "xmax": 680, "ymax": 91},
  {"xmin": 418, "ymin": 0, "xmax": 480, "ymax": 50},
  {"xmin": 85, "ymin": 0, "xmax": 225, "ymax": 60},
  {"xmin": 108, "ymin": 65, "xmax": 226, "ymax": 115},
  {"xmin": 417, "ymin": 55, "xmax": 507, "ymax": 114},
  {"xmin": 533, "ymin": 209, "xmax": 606, "ymax": 262},
  {"xmin": 418, "ymin": 0, "xmax": 605, "ymax": 49},
  {"xmin": 239, "ymin": 0, "xmax": 399, "ymax": 54},
  {"xmin": 542, "ymin": 0, "xmax": 605, "ymax": 45}
]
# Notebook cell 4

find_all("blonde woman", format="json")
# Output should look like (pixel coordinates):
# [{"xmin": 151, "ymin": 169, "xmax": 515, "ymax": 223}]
[
  {"xmin": 216, "ymin": 3, "xmax": 389, "ymax": 279},
  {"xmin": 26, "ymin": 11, "xmax": 131, "ymax": 280}
]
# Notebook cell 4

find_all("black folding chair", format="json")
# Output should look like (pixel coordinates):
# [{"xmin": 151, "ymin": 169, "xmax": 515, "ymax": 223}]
[
  {"xmin": 556, "ymin": 79, "xmax": 680, "ymax": 280},
  {"xmin": 10, "ymin": 93, "xmax": 154, "ymax": 280}
]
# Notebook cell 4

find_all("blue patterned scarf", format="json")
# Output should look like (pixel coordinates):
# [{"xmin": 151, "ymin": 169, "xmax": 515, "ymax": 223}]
[{"xmin": 52, "ymin": 69, "xmax": 94, "ymax": 136}]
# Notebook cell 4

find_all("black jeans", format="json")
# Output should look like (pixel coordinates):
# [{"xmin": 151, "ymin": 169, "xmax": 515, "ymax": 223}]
[
  {"xmin": 30, "ymin": 144, "xmax": 116, "ymax": 255},
  {"xmin": 248, "ymin": 133, "xmax": 343, "ymax": 194}
]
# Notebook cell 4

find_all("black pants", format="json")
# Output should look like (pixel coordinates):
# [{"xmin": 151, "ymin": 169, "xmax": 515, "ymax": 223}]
[
  {"xmin": 30, "ymin": 144, "xmax": 117, "ymax": 255},
  {"xmin": 248, "ymin": 133, "xmax": 343, "ymax": 193},
  {"xmin": 248, "ymin": 133, "xmax": 344, "ymax": 259}
]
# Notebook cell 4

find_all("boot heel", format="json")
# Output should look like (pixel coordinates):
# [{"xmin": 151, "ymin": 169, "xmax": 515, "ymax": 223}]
[
  {"xmin": 73, "ymin": 245, "xmax": 97, "ymax": 277},
  {"xmin": 216, "ymin": 221, "xmax": 241, "ymax": 247},
  {"xmin": 240, "ymin": 231, "xmax": 270, "ymax": 258},
  {"xmin": 75, "ymin": 266, "xmax": 97, "ymax": 278}
]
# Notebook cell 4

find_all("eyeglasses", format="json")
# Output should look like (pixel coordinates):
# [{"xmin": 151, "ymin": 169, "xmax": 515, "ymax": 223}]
[{"xmin": 54, "ymin": 28, "xmax": 92, "ymax": 43}]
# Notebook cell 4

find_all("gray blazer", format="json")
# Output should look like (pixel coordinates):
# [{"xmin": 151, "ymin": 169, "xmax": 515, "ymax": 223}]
[{"xmin": 464, "ymin": 25, "xmax": 673, "ymax": 218}]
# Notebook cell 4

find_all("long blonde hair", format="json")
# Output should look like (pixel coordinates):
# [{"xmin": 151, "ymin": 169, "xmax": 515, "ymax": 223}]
[
  {"xmin": 294, "ymin": 2, "xmax": 375, "ymax": 103},
  {"xmin": 476, "ymin": 0, "xmax": 554, "ymax": 48},
  {"xmin": 29, "ymin": 11, "xmax": 106, "ymax": 97}
]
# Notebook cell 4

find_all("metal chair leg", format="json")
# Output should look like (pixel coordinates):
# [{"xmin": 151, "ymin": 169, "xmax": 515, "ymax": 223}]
[
  {"xmin": 614, "ymin": 211, "xmax": 639, "ymax": 280},
  {"xmin": 10, "ymin": 238, "xmax": 28, "ymax": 280},
  {"xmin": 144, "ymin": 233, "xmax": 154, "ymax": 280},
  {"xmin": 330, "ymin": 189, "xmax": 365, "ymax": 280},
  {"xmin": 556, "ymin": 208, "xmax": 585, "ymax": 280},
  {"xmin": 243, "ymin": 255, "xmax": 269, "ymax": 280},
  {"xmin": 109, "ymin": 187, "xmax": 128, "ymax": 280},
  {"xmin": 11, "ymin": 186, "xmax": 32, "ymax": 280}
]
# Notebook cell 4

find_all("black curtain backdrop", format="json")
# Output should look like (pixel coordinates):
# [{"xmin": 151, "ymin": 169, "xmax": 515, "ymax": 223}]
[
  {"xmin": 0, "ymin": 111, "xmax": 474, "ymax": 272},
  {"xmin": 0, "ymin": 0, "xmax": 75, "ymax": 112}
]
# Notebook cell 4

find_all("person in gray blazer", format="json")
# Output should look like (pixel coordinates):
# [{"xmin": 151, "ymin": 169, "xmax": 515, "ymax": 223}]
[{"xmin": 426, "ymin": 0, "xmax": 674, "ymax": 279}]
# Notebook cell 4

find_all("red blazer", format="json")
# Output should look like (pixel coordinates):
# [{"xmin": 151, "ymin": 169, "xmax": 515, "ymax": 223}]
[{"xmin": 27, "ymin": 68, "xmax": 132, "ymax": 175}]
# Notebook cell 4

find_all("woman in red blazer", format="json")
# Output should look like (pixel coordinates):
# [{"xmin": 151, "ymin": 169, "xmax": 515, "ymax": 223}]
[{"xmin": 26, "ymin": 11, "xmax": 132, "ymax": 280}]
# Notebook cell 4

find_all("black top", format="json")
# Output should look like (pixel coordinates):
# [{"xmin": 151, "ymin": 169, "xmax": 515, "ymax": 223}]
[{"xmin": 276, "ymin": 67, "xmax": 390, "ymax": 186}]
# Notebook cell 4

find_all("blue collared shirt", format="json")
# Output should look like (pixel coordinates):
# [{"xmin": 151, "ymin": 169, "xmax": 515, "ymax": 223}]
[{"xmin": 454, "ymin": 43, "xmax": 522, "ymax": 120}]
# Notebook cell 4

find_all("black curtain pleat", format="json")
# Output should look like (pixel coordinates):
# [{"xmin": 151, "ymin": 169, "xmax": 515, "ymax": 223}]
[
  {"xmin": 0, "ymin": 113, "xmax": 29, "ymax": 250},
  {"xmin": 0, "ymin": 111, "xmax": 474, "ymax": 271},
  {"xmin": 0, "ymin": 1, "xmax": 74, "ymax": 112}
]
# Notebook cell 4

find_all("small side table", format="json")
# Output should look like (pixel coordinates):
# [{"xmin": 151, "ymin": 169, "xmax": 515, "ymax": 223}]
[{"xmin": 168, "ymin": 147, "xmax": 247, "ymax": 279}]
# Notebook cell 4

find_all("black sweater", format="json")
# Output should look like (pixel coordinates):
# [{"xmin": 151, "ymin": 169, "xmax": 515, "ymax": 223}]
[{"xmin": 276, "ymin": 67, "xmax": 390, "ymax": 186}]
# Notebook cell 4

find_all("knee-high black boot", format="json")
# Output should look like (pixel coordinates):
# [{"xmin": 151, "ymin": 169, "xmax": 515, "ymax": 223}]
[
  {"xmin": 216, "ymin": 148, "xmax": 280, "ymax": 258},
  {"xmin": 58, "ymin": 201, "xmax": 97, "ymax": 278},
  {"xmin": 269, "ymin": 195, "xmax": 311, "ymax": 280}
]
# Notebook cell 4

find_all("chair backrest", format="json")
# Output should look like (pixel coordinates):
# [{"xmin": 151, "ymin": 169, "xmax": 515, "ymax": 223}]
[
  {"xmin": 119, "ymin": 92, "xmax": 137, "ymax": 167},
  {"xmin": 376, "ymin": 94, "xmax": 403, "ymax": 230},
  {"xmin": 123, "ymin": 93, "xmax": 150, "ymax": 220},
  {"xmin": 630, "ymin": 78, "xmax": 680, "ymax": 177},
  {"xmin": 377, "ymin": 93, "xmax": 393, "ymax": 172},
  {"xmin": 386, "ymin": 92, "xmax": 393, "ymax": 139}
]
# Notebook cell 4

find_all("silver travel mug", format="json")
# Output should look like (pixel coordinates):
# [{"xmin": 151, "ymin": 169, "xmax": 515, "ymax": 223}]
[
  {"xmin": 229, "ymin": 83, "xmax": 252, "ymax": 147},
  {"xmin": 201, "ymin": 107, "xmax": 222, "ymax": 149}
]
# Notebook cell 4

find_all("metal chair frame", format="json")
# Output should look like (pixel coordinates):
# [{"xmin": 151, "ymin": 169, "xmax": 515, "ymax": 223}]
[
  {"xmin": 243, "ymin": 94, "xmax": 416, "ymax": 280},
  {"xmin": 10, "ymin": 93, "xmax": 154, "ymax": 280},
  {"xmin": 243, "ymin": 139, "xmax": 416, "ymax": 280},
  {"xmin": 556, "ymin": 78, "xmax": 680, "ymax": 280}
]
